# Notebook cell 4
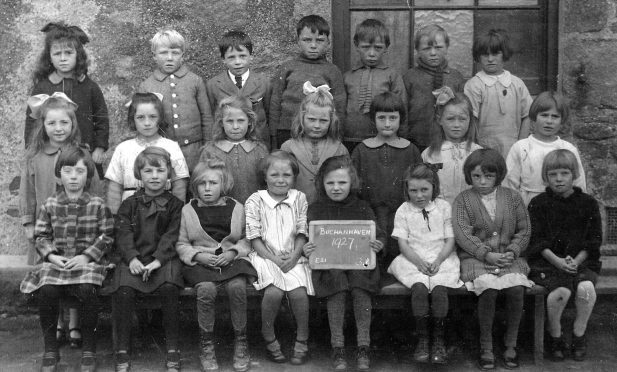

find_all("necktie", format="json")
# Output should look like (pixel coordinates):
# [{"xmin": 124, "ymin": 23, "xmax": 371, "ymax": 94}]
[{"xmin": 235, "ymin": 75, "xmax": 243, "ymax": 89}]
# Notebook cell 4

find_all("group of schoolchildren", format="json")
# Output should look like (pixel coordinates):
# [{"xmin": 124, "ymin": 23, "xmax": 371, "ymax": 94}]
[{"xmin": 17, "ymin": 13, "xmax": 602, "ymax": 372}]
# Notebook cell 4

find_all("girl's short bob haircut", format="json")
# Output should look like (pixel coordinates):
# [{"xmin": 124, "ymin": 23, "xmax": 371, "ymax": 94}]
[
  {"xmin": 133, "ymin": 146, "xmax": 173, "ymax": 180},
  {"xmin": 212, "ymin": 95, "xmax": 258, "ymax": 141},
  {"xmin": 150, "ymin": 29, "xmax": 186, "ymax": 52},
  {"xmin": 258, "ymin": 150, "xmax": 299, "ymax": 188},
  {"xmin": 427, "ymin": 91, "xmax": 478, "ymax": 157},
  {"xmin": 403, "ymin": 163, "xmax": 440, "ymax": 201},
  {"xmin": 463, "ymin": 148, "xmax": 507, "ymax": 186},
  {"xmin": 414, "ymin": 24, "xmax": 450, "ymax": 50},
  {"xmin": 290, "ymin": 89, "xmax": 341, "ymax": 140},
  {"xmin": 127, "ymin": 93, "xmax": 169, "ymax": 134},
  {"xmin": 370, "ymin": 91, "xmax": 407, "ymax": 132},
  {"xmin": 314, "ymin": 155, "xmax": 360, "ymax": 200},
  {"xmin": 529, "ymin": 91, "xmax": 570, "ymax": 124},
  {"xmin": 472, "ymin": 29, "xmax": 513, "ymax": 62},
  {"xmin": 55, "ymin": 146, "xmax": 96, "ymax": 190},
  {"xmin": 191, "ymin": 153, "xmax": 235, "ymax": 197},
  {"xmin": 541, "ymin": 149, "xmax": 580, "ymax": 183}
]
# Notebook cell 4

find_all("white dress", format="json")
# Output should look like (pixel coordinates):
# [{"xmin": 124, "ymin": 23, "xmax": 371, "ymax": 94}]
[
  {"xmin": 504, "ymin": 135, "xmax": 586, "ymax": 205},
  {"xmin": 388, "ymin": 199, "xmax": 463, "ymax": 291},
  {"xmin": 105, "ymin": 137, "xmax": 190, "ymax": 200},
  {"xmin": 245, "ymin": 189, "xmax": 314, "ymax": 295},
  {"xmin": 422, "ymin": 141, "xmax": 482, "ymax": 205}
]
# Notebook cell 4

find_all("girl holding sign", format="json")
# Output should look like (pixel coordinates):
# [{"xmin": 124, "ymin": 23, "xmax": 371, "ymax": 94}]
[{"xmin": 303, "ymin": 155, "xmax": 384, "ymax": 372}]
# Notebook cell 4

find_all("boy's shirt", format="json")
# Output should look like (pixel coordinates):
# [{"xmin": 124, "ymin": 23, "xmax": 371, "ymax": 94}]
[
  {"xmin": 139, "ymin": 65, "xmax": 214, "ymax": 147},
  {"xmin": 206, "ymin": 69, "xmax": 271, "ymax": 146},
  {"xmin": 403, "ymin": 65, "xmax": 465, "ymax": 148},
  {"xmin": 269, "ymin": 54, "xmax": 346, "ymax": 135},
  {"xmin": 344, "ymin": 61, "xmax": 407, "ymax": 142}
]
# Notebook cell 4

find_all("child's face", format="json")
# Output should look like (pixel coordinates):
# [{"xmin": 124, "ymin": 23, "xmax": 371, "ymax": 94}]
[
  {"xmin": 407, "ymin": 178, "xmax": 433, "ymax": 209},
  {"xmin": 44, "ymin": 108, "xmax": 73, "ymax": 147},
  {"xmin": 470, "ymin": 165, "xmax": 497, "ymax": 195},
  {"xmin": 416, "ymin": 34, "xmax": 447, "ymax": 67},
  {"xmin": 324, "ymin": 168, "xmax": 351, "ymax": 202},
  {"xmin": 223, "ymin": 45, "xmax": 253, "ymax": 77},
  {"xmin": 134, "ymin": 103, "xmax": 160, "ymax": 140},
  {"xmin": 223, "ymin": 107, "xmax": 250, "ymax": 142},
  {"xmin": 297, "ymin": 27, "xmax": 329, "ymax": 60},
  {"xmin": 153, "ymin": 45, "xmax": 184, "ymax": 75},
  {"xmin": 140, "ymin": 162, "xmax": 169, "ymax": 196},
  {"xmin": 355, "ymin": 38, "xmax": 387, "ymax": 68},
  {"xmin": 375, "ymin": 111, "xmax": 400, "ymax": 140},
  {"xmin": 532, "ymin": 106, "xmax": 562, "ymax": 142},
  {"xmin": 196, "ymin": 170, "xmax": 224, "ymax": 205},
  {"xmin": 265, "ymin": 160, "xmax": 294, "ymax": 198},
  {"xmin": 479, "ymin": 51, "xmax": 504, "ymax": 75},
  {"xmin": 303, "ymin": 103, "xmax": 331, "ymax": 139},
  {"xmin": 546, "ymin": 168, "xmax": 574, "ymax": 198},
  {"xmin": 60, "ymin": 159, "xmax": 88, "ymax": 195},
  {"xmin": 440, "ymin": 103, "xmax": 470, "ymax": 142},
  {"xmin": 50, "ymin": 42, "xmax": 77, "ymax": 77}
]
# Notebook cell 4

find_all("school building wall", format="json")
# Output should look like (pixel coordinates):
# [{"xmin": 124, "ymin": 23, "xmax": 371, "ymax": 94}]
[{"xmin": 0, "ymin": 0, "xmax": 616, "ymax": 255}]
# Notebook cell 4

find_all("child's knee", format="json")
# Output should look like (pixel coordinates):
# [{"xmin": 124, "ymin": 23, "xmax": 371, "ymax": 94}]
[
  {"xmin": 195, "ymin": 281, "xmax": 217, "ymax": 301},
  {"xmin": 576, "ymin": 281, "xmax": 596, "ymax": 303},
  {"xmin": 264, "ymin": 285, "xmax": 285, "ymax": 300},
  {"xmin": 548, "ymin": 287, "xmax": 571, "ymax": 303}
]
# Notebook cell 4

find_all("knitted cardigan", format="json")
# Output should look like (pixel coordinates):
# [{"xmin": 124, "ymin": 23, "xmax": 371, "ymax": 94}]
[{"xmin": 453, "ymin": 186, "xmax": 531, "ymax": 282}]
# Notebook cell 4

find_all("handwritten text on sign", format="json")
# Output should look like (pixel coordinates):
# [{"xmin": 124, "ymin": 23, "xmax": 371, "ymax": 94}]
[{"xmin": 309, "ymin": 220, "xmax": 376, "ymax": 270}]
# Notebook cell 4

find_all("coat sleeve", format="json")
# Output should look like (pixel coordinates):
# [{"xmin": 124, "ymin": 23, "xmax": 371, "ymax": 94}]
[
  {"xmin": 34, "ymin": 200, "xmax": 57, "ymax": 260},
  {"xmin": 152, "ymin": 199, "xmax": 183, "ymax": 265},
  {"xmin": 504, "ymin": 191, "xmax": 531, "ymax": 258},
  {"xmin": 115, "ymin": 199, "xmax": 140, "ymax": 264},
  {"xmin": 269, "ymin": 65, "xmax": 288, "ymax": 136},
  {"xmin": 464, "ymin": 78, "xmax": 482, "ymax": 119},
  {"xmin": 580, "ymin": 197, "xmax": 603, "ymax": 264},
  {"xmin": 19, "ymin": 158, "xmax": 37, "ymax": 226},
  {"xmin": 196, "ymin": 77, "xmax": 215, "ymax": 142},
  {"xmin": 90, "ymin": 81, "xmax": 110, "ymax": 150},
  {"xmin": 228, "ymin": 202, "xmax": 251, "ymax": 258},
  {"xmin": 83, "ymin": 202, "xmax": 114, "ymax": 262},
  {"xmin": 452, "ymin": 194, "xmax": 490, "ymax": 261},
  {"xmin": 526, "ymin": 196, "xmax": 553, "ymax": 260},
  {"xmin": 328, "ymin": 65, "xmax": 347, "ymax": 126},
  {"xmin": 391, "ymin": 72, "xmax": 409, "ymax": 138},
  {"xmin": 176, "ymin": 205, "xmax": 199, "ymax": 266}
]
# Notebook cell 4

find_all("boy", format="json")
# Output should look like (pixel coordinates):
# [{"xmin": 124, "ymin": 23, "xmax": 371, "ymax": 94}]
[
  {"xmin": 139, "ymin": 29, "xmax": 214, "ymax": 171},
  {"xmin": 343, "ymin": 19, "xmax": 406, "ymax": 152},
  {"xmin": 404, "ymin": 24, "xmax": 465, "ymax": 152},
  {"xmin": 206, "ymin": 30, "xmax": 271, "ymax": 148},
  {"xmin": 269, "ymin": 14, "xmax": 346, "ymax": 148}
]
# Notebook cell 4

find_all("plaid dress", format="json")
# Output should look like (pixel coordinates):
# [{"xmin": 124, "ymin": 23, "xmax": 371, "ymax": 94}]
[{"xmin": 20, "ymin": 191, "xmax": 114, "ymax": 294}]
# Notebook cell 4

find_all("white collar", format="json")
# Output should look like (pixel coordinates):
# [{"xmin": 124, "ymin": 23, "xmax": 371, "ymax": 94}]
[
  {"xmin": 215, "ymin": 139, "xmax": 256, "ymax": 153},
  {"xmin": 258, "ymin": 189, "xmax": 298, "ymax": 209},
  {"xmin": 227, "ymin": 69, "xmax": 250, "ymax": 86},
  {"xmin": 407, "ymin": 200, "xmax": 437, "ymax": 213},
  {"xmin": 362, "ymin": 136, "xmax": 410, "ymax": 149},
  {"xmin": 476, "ymin": 70, "xmax": 512, "ymax": 87}
]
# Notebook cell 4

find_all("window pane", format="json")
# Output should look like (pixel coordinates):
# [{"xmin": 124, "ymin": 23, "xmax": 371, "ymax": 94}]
[
  {"xmin": 350, "ymin": 11, "xmax": 411, "ymax": 75},
  {"xmin": 479, "ymin": 0, "xmax": 538, "ymax": 6},
  {"xmin": 415, "ymin": 0, "xmax": 474, "ymax": 6},
  {"xmin": 414, "ymin": 10, "xmax": 474, "ymax": 78},
  {"xmin": 475, "ymin": 10, "xmax": 543, "ymax": 94}
]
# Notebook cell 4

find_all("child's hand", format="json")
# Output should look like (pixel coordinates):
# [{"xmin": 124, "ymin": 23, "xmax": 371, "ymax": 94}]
[
  {"xmin": 414, "ymin": 259, "xmax": 433, "ymax": 276},
  {"xmin": 428, "ymin": 260, "xmax": 442, "ymax": 276},
  {"xmin": 64, "ymin": 254, "xmax": 91, "ymax": 269},
  {"xmin": 303, "ymin": 242, "xmax": 316, "ymax": 257},
  {"xmin": 195, "ymin": 252, "xmax": 217, "ymax": 267},
  {"xmin": 213, "ymin": 251, "xmax": 236, "ymax": 267},
  {"xmin": 279, "ymin": 253, "xmax": 300, "ymax": 273},
  {"xmin": 485, "ymin": 252, "xmax": 503, "ymax": 267},
  {"xmin": 48, "ymin": 254, "xmax": 68, "ymax": 268},
  {"xmin": 129, "ymin": 257, "xmax": 146, "ymax": 276},
  {"xmin": 369, "ymin": 240, "xmax": 384, "ymax": 253},
  {"xmin": 24, "ymin": 224, "xmax": 34, "ymax": 240},
  {"xmin": 92, "ymin": 147, "xmax": 105, "ymax": 164},
  {"xmin": 557, "ymin": 257, "xmax": 577, "ymax": 275},
  {"xmin": 142, "ymin": 259, "xmax": 161, "ymax": 282}
]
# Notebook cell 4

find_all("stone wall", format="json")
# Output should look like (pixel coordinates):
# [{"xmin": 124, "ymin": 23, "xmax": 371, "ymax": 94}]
[{"xmin": 0, "ymin": 0, "xmax": 329, "ymax": 254}]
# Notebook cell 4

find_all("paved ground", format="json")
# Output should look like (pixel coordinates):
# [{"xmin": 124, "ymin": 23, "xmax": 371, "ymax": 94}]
[{"xmin": 1, "ymin": 296, "xmax": 617, "ymax": 372}]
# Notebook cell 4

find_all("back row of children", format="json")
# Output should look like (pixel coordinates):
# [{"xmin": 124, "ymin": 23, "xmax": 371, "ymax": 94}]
[{"xmin": 19, "ymin": 12, "xmax": 598, "ymax": 372}]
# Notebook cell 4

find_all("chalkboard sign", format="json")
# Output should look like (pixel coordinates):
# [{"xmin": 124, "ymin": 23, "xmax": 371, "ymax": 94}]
[{"xmin": 308, "ymin": 220, "xmax": 376, "ymax": 270}]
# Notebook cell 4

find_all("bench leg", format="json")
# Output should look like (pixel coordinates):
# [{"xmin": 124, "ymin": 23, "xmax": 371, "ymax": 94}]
[{"xmin": 533, "ymin": 294, "xmax": 544, "ymax": 366}]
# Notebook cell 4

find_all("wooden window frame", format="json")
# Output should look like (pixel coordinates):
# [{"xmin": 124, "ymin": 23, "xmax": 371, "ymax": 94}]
[{"xmin": 332, "ymin": 0, "xmax": 559, "ymax": 91}]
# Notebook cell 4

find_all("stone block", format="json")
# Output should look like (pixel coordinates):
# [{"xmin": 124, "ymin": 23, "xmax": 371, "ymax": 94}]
[{"xmin": 563, "ymin": 0, "xmax": 609, "ymax": 33}]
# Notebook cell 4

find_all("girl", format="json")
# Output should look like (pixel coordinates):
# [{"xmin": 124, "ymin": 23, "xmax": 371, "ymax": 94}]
[
  {"xmin": 505, "ymin": 91, "xmax": 586, "ymax": 205},
  {"xmin": 422, "ymin": 86, "xmax": 482, "ymax": 205},
  {"xmin": 303, "ymin": 155, "xmax": 385, "ymax": 372},
  {"xmin": 387, "ymin": 163, "xmax": 463, "ymax": 365},
  {"xmin": 528, "ymin": 149, "xmax": 602, "ymax": 362},
  {"xmin": 105, "ymin": 92, "xmax": 189, "ymax": 214},
  {"xmin": 25, "ymin": 22, "xmax": 109, "ymax": 178},
  {"xmin": 281, "ymin": 82, "xmax": 348, "ymax": 204},
  {"xmin": 20, "ymin": 92, "xmax": 103, "ymax": 348},
  {"xmin": 245, "ymin": 150, "xmax": 313, "ymax": 365},
  {"xmin": 177, "ymin": 156, "xmax": 257, "ymax": 372},
  {"xmin": 107, "ymin": 147, "xmax": 185, "ymax": 372},
  {"xmin": 464, "ymin": 29, "xmax": 533, "ymax": 159},
  {"xmin": 20, "ymin": 146, "xmax": 113, "ymax": 372},
  {"xmin": 453, "ymin": 148, "xmax": 532, "ymax": 370},
  {"xmin": 351, "ymin": 91, "xmax": 421, "ymax": 271},
  {"xmin": 199, "ymin": 95, "xmax": 269, "ymax": 203}
]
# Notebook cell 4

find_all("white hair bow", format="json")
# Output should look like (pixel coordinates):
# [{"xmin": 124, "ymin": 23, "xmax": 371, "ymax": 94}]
[
  {"xmin": 124, "ymin": 92, "xmax": 164, "ymax": 108},
  {"xmin": 302, "ymin": 81, "xmax": 333, "ymax": 99},
  {"xmin": 27, "ymin": 92, "xmax": 78, "ymax": 119}
]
